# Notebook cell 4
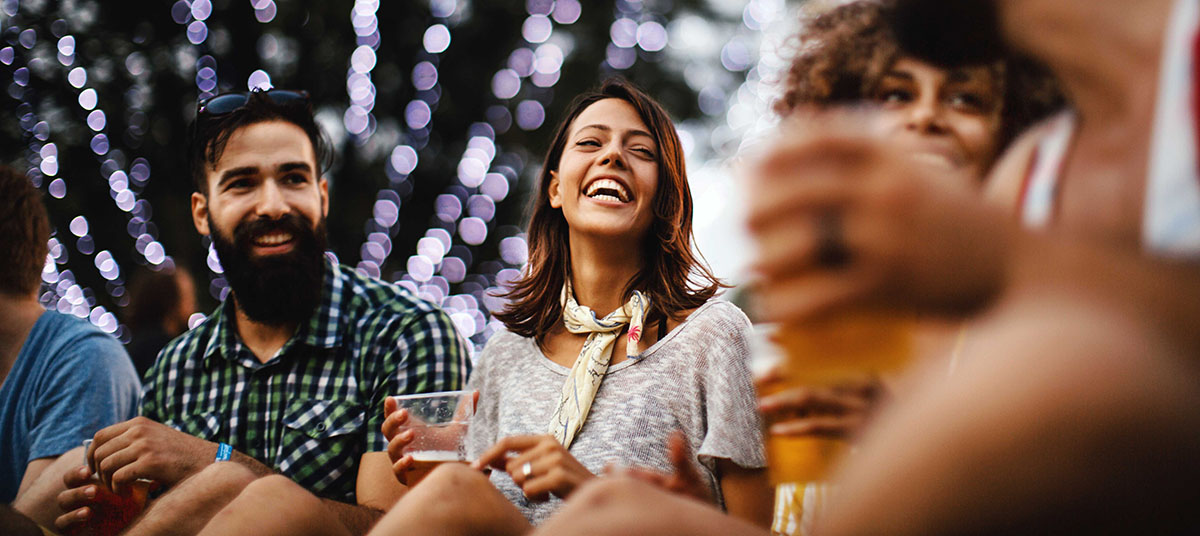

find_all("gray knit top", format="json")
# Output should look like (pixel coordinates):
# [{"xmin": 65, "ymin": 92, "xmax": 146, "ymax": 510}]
[{"xmin": 465, "ymin": 299, "xmax": 767, "ymax": 524}]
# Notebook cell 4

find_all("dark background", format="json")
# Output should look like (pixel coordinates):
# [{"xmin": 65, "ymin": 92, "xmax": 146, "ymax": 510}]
[{"xmin": 0, "ymin": 0, "xmax": 746, "ymax": 347}]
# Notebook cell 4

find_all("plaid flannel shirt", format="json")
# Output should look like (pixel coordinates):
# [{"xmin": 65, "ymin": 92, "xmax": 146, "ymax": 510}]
[{"xmin": 141, "ymin": 260, "xmax": 470, "ymax": 502}]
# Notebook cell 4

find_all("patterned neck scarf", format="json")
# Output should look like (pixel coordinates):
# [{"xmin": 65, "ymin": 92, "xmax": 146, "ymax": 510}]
[{"xmin": 548, "ymin": 282, "xmax": 649, "ymax": 447}]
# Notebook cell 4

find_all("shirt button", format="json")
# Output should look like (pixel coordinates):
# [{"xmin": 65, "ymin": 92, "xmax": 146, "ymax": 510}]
[{"xmin": 317, "ymin": 423, "xmax": 327, "ymax": 432}]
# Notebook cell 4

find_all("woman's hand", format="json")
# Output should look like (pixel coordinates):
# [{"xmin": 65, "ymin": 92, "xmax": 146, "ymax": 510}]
[
  {"xmin": 757, "ymin": 369, "xmax": 886, "ymax": 439},
  {"xmin": 472, "ymin": 435, "xmax": 595, "ymax": 501}
]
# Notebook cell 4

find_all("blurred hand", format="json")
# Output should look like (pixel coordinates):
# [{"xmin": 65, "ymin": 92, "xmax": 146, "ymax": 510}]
[
  {"xmin": 608, "ymin": 431, "xmax": 713, "ymax": 503},
  {"xmin": 757, "ymin": 368, "xmax": 887, "ymax": 440},
  {"xmin": 747, "ymin": 135, "xmax": 1014, "ymax": 322},
  {"xmin": 472, "ymin": 435, "xmax": 595, "ymax": 501},
  {"xmin": 87, "ymin": 417, "xmax": 213, "ymax": 495}
]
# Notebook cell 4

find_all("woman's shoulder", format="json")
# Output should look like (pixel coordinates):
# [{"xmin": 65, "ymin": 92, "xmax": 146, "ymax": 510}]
[
  {"xmin": 657, "ymin": 299, "xmax": 753, "ymax": 355},
  {"xmin": 477, "ymin": 328, "xmax": 531, "ymax": 355},
  {"xmin": 984, "ymin": 110, "xmax": 1075, "ymax": 209},
  {"xmin": 678, "ymin": 299, "xmax": 753, "ymax": 333}
]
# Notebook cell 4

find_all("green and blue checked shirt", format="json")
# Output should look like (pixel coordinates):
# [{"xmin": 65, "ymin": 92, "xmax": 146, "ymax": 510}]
[{"xmin": 141, "ymin": 260, "xmax": 469, "ymax": 503}]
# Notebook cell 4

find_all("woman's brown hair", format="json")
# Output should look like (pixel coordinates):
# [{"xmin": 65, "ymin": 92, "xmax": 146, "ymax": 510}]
[{"xmin": 494, "ymin": 78, "xmax": 723, "ymax": 341}]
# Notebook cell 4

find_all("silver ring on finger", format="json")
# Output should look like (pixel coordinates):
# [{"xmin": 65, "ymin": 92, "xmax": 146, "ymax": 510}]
[{"xmin": 521, "ymin": 461, "xmax": 533, "ymax": 479}]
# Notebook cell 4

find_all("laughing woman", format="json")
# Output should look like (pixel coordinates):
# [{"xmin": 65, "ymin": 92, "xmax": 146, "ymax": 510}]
[{"xmin": 370, "ymin": 78, "xmax": 772, "ymax": 534}]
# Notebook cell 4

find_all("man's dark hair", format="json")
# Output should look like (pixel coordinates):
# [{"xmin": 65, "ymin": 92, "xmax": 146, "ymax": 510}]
[
  {"xmin": 187, "ymin": 90, "xmax": 333, "ymax": 193},
  {"xmin": 0, "ymin": 165, "xmax": 50, "ymax": 296}
]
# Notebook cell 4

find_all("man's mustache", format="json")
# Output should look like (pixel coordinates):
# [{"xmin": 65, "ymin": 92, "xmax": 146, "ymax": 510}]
[{"xmin": 232, "ymin": 214, "xmax": 312, "ymax": 247}]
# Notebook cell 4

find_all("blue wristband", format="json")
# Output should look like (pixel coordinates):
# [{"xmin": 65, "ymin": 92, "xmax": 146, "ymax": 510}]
[{"xmin": 215, "ymin": 442, "xmax": 233, "ymax": 462}]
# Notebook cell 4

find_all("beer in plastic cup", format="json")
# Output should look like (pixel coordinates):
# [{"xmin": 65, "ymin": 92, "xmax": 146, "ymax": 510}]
[
  {"xmin": 73, "ymin": 439, "xmax": 155, "ymax": 536},
  {"xmin": 762, "ymin": 312, "xmax": 914, "ymax": 484}
]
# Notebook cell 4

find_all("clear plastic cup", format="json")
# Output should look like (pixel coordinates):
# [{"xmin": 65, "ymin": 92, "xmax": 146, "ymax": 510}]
[{"xmin": 391, "ymin": 390, "xmax": 475, "ymax": 485}]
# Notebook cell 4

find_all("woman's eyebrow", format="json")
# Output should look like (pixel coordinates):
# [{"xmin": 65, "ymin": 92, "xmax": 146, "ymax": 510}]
[
  {"xmin": 881, "ymin": 71, "xmax": 915, "ymax": 82},
  {"xmin": 575, "ymin": 124, "xmax": 655, "ymax": 141},
  {"xmin": 948, "ymin": 70, "xmax": 989, "ymax": 84}
]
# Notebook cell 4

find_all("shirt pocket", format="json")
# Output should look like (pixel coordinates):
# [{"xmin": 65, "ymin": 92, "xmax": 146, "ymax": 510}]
[
  {"xmin": 276, "ymin": 399, "xmax": 365, "ymax": 501},
  {"xmin": 165, "ymin": 411, "xmax": 222, "ymax": 443}
]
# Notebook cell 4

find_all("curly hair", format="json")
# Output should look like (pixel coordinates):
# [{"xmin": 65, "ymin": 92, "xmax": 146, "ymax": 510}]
[{"xmin": 775, "ymin": 0, "xmax": 1064, "ymax": 150}]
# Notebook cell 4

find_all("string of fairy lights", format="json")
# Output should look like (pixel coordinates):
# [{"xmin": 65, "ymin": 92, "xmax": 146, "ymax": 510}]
[
  {"xmin": 4, "ymin": 1, "xmax": 178, "ymax": 341},
  {"xmin": 355, "ymin": 0, "xmax": 599, "ymax": 346}
]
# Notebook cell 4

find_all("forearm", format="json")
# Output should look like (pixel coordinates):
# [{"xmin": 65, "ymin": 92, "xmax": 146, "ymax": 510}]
[
  {"xmin": 12, "ymin": 452, "xmax": 79, "ymax": 528},
  {"xmin": 320, "ymin": 499, "xmax": 385, "ymax": 536},
  {"xmin": 1006, "ymin": 231, "xmax": 1200, "ymax": 356},
  {"xmin": 718, "ymin": 464, "xmax": 773, "ymax": 529}
]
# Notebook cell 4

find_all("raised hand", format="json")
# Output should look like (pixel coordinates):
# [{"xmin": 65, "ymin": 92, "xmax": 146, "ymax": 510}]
[{"xmin": 748, "ymin": 135, "xmax": 1013, "ymax": 323}]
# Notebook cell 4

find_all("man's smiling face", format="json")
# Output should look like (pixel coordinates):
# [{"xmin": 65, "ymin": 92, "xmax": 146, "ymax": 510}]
[{"xmin": 191, "ymin": 120, "xmax": 330, "ymax": 326}]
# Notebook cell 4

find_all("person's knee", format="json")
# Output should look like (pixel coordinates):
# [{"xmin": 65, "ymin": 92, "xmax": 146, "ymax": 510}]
[
  {"xmin": 226, "ymin": 475, "xmax": 324, "ymax": 520},
  {"xmin": 171, "ymin": 462, "xmax": 258, "ymax": 501},
  {"xmin": 416, "ymin": 462, "xmax": 491, "ymax": 499},
  {"xmin": 240, "ymin": 474, "xmax": 316, "ymax": 505},
  {"xmin": 567, "ymin": 476, "xmax": 645, "ymax": 512},
  {"xmin": 384, "ymin": 463, "xmax": 528, "ymax": 534}
]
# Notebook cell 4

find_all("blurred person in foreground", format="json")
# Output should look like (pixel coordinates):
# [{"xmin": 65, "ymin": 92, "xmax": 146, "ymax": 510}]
[
  {"xmin": 192, "ymin": 79, "xmax": 772, "ymax": 536},
  {"xmin": 759, "ymin": 0, "xmax": 1062, "ymax": 453},
  {"xmin": 0, "ymin": 166, "xmax": 141, "ymax": 529},
  {"xmin": 123, "ymin": 266, "xmax": 196, "ymax": 378},
  {"xmin": 757, "ymin": 1, "xmax": 1060, "ymax": 532},
  {"xmin": 54, "ymin": 90, "xmax": 470, "ymax": 536},
  {"xmin": 805, "ymin": 0, "xmax": 1200, "ymax": 531}
]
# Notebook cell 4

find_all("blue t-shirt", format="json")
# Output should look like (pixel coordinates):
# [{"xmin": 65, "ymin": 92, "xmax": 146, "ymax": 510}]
[{"xmin": 0, "ymin": 311, "xmax": 141, "ymax": 502}]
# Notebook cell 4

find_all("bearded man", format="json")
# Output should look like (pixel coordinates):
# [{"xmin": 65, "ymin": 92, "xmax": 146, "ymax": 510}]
[{"xmin": 55, "ymin": 90, "xmax": 470, "ymax": 535}]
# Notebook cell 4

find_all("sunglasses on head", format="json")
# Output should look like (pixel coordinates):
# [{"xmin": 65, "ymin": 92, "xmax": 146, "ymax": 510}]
[{"xmin": 196, "ymin": 89, "xmax": 311, "ymax": 116}]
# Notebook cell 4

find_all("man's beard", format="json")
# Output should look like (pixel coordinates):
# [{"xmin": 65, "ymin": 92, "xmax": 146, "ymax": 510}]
[
  {"xmin": 890, "ymin": 0, "xmax": 1006, "ymax": 67},
  {"xmin": 209, "ymin": 212, "xmax": 328, "ymax": 327}
]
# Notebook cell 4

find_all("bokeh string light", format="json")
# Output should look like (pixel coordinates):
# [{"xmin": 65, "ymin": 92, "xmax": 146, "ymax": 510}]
[
  {"xmin": 3, "ymin": 5, "xmax": 132, "ymax": 340},
  {"xmin": 366, "ymin": 0, "xmax": 598, "ymax": 347},
  {"xmin": 173, "ymin": 0, "xmax": 228, "ymax": 308}
]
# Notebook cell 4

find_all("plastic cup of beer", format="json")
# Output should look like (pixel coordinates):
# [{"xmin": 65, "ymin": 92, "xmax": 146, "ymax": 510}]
[
  {"xmin": 759, "ymin": 312, "xmax": 914, "ymax": 485},
  {"xmin": 391, "ymin": 390, "xmax": 475, "ymax": 486},
  {"xmin": 76, "ymin": 439, "xmax": 155, "ymax": 536}
]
